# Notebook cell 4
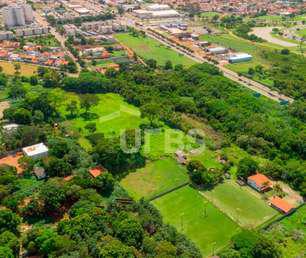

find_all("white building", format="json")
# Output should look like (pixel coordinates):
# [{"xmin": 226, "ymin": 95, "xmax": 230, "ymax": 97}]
[
  {"xmin": 2, "ymin": 4, "xmax": 34, "ymax": 28},
  {"xmin": 207, "ymin": 47, "xmax": 228, "ymax": 55},
  {"xmin": 0, "ymin": 31, "xmax": 14, "ymax": 40},
  {"xmin": 2, "ymin": 123, "xmax": 19, "ymax": 132},
  {"xmin": 228, "ymin": 53, "xmax": 252, "ymax": 63},
  {"xmin": 146, "ymin": 4, "xmax": 171, "ymax": 11},
  {"xmin": 22, "ymin": 143, "xmax": 49, "ymax": 159}
]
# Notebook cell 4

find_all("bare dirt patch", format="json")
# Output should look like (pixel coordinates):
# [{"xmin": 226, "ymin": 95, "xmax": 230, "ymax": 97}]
[{"xmin": 0, "ymin": 100, "xmax": 9, "ymax": 119}]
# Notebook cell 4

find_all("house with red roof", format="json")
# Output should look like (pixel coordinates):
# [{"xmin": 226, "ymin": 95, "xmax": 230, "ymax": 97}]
[
  {"xmin": 247, "ymin": 173, "xmax": 272, "ymax": 192},
  {"xmin": 88, "ymin": 166, "xmax": 105, "ymax": 178},
  {"xmin": 269, "ymin": 196, "xmax": 295, "ymax": 214}
]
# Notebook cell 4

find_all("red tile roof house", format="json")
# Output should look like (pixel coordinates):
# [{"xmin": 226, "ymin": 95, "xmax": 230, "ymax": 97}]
[
  {"xmin": 269, "ymin": 196, "xmax": 295, "ymax": 215},
  {"xmin": 88, "ymin": 166, "xmax": 105, "ymax": 178},
  {"xmin": 247, "ymin": 173, "xmax": 272, "ymax": 192}
]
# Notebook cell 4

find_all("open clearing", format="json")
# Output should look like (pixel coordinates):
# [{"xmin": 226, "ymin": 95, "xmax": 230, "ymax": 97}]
[
  {"xmin": 0, "ymin": 100, "xmax": 9, "ymax": 119},
  {"xmin": 202, "ymin": 180, "xmax": 278, "ymax": 228},
  {"xmin": 0, "ymin": 61, "xmax": 38, "ymax": 76},
  {"xmin": 120, "ymin": 158, "xmax": 189, "ymax": 200},
  {"xmin": 153, "ymin": 186, "xmax": 240, "ymax": 257},
  {"xmin": 60, "ymin": 92, "xmax": 197, "ymax": 157},
  {"xmin": 115, "ymin": 33, "xmax": 196, "ymax": 66},
  {"xmin": 251, "ymin": 27, "xmax": 297, "ymax": 47}
]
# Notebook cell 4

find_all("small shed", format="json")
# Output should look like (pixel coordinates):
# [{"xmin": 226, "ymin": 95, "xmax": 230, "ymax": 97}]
[
  {"xmin": 175, "ymin": 150, "xmax": 187, "ymax": 165},
  {"xmin": 33, "ymin": 167, "xmax": 47, "ymax": 180}
]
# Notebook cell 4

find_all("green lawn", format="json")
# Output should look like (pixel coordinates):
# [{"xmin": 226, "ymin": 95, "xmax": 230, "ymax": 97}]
[
  {"xmin": 296, "ymin": 28, "xmax": 306, "ymax": 38},
  {"xmin": 59, "ymin": 91, "xmax": 197, "ymax": 158},
  {"xmin": 202, "ymin": 180, "xmax": 279, "ymax": 228},
  {"xmin": 265, "ymin": 205, "xmax": 306, "ymax": 257},
  {"xmin": 188, "ymin": 149, "xmax": 222, "ymax": 169},
  {"xmin": 120, "ymin": 158, "xmax": 189, "ymax": 200},
  {"xmin": 153, "ymin": 186, "xmax": 241, "ymax": 256},
  {"xmin": 26, "ymin": 35, "xmax": 60, "ymax": 47},
  {"xmin": 61, "ymin": 92, "xmax": 141, "ymax": 138},
  {"xmin": 143, "ymin": 128, "xmax": 198, "ymax": 160},
  {"xmin": 115, "ymin": 33, "xmax": 196, "ymax": 67}
]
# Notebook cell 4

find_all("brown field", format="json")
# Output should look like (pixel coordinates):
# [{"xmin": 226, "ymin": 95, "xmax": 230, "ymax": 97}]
[
  {"xmin": 0, "ymin": 100, "xmax": 10, "ymax": 119},
  {"xmin": 0, "ymin": 61, "xmax": 38, "ymax": 76},
  {"xmin": 0, "ymin": 152, "xmax": 24, "ymax": 173}
]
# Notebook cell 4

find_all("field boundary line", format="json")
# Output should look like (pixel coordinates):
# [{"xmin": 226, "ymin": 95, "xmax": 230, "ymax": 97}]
[{"xmin": 148, "ymin": 182, "xmax": 189, "ymax": 202}]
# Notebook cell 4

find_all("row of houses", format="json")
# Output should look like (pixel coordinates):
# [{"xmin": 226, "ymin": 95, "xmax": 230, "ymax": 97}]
[{"xmin": 0, "ymin": 42, "xmax": 68, "ymax": 67}]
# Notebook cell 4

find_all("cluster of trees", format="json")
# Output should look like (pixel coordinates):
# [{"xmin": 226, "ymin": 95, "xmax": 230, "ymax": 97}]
[
  {"xmin": 40, "ymin": 62, "xmax": 304, "ymax": 196},
  {"xmin": 0, "ymin": 163, "xmax": 201, "ymax": 257},
  {"xmin": 234, "ymin": 23, "xmax": 264, "ymax": 42},
  {"xmin": 187, "ymin": 160, "xmax": 223, "ymax": 188},
  {"xmin": 219, "ymin": 230, "xmax": 281, "ymax": 258}
]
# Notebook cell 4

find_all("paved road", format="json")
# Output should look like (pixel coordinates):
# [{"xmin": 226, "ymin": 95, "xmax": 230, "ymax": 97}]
[
  {"xmin": 251, "ymin": 27, "xmax": 297, "ymax": 47},
  {"xmin": 143, "ymin": 29, "xmax": 293, "ymax": 103}
]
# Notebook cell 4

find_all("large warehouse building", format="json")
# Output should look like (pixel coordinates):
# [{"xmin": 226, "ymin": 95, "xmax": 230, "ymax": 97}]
[{"xmin": 133, "ymin": 4, "xmax": 180, "ymax": 19}]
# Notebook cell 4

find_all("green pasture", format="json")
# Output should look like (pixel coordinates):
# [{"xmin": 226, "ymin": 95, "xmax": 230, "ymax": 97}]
[
  {"xmin": 115, "ymin": 33, "xmax": 196, "ymax": 67},
  {"xmin": 120, "ymin": 158, "xmax": 189, "ymax": 200}
]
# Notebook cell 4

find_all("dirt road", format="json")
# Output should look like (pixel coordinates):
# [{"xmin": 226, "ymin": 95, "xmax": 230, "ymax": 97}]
[{"xmin": 0, "ymin": 101, "xmax": 9, "ymax": 119}]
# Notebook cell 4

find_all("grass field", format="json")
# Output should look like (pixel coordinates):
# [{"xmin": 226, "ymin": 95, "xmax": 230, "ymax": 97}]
[
  {"xmin": 61, "ymin": 92, "xmax": 141, "ymax": 137},
  {"xmin": 202, "ymin": 180, "xmax": 278, "ymax": 228},
  {"xmin": 26, "ymin": 35, "xmax": 60, "ymax": 47},
  {"xmin": 153, "ymin": 186, "xmax": 241, "ymax": 256},
  {"xmin": 188, "ymin": 149, "xmax": 222, "ymax": 169},
  {"xmin": 200, "ymin": 33, "xmax": 276, "ymax": 73},
  {"xmin": 120, "ymin": 158, "xmax": 189, "ymax": 200},
  {"xmin": 265, "ymin": 205, "xmax": 306, "ymax": 257},
  {"xmin": 297, "ymin": 28, "xmax": 306, "ymax": 38},
  {"xmin": 59, "ymin": 91, "xmax": 197, "ymax": 158},
  {"xmin": 115, "ymin": 33, "xmax": 196, "ymax": 67}
]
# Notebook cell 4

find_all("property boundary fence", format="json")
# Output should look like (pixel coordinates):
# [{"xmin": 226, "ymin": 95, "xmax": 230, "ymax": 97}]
[{"xmin": 148, "ymin": 182, "xmax": 189, "ymax": 202}]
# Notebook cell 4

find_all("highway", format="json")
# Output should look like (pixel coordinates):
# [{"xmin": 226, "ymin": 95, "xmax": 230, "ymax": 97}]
[{"xmin": 137, "ymin": 24, "xmax": 294, "ymax": 103}]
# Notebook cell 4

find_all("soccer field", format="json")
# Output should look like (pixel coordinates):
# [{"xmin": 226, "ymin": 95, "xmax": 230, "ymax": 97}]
[
  {"xmin": 202, "ymin": 180, "xmax": 278, "ymax": 228},
  {"xmin": 121, "ymin": 158, "xmax": 189, "ymax": 200},
  {"xmin": 153, "ymin": 186, "xmax": 241, "ymax": 257},
  {"xmin": 115, "ymin": 33, "xmax": 196, "ymax": 67}
]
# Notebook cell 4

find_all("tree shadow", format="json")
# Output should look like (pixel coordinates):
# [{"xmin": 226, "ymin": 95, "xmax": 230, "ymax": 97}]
[{"xmin": 81, "ymin": 112, "xmax": 99, "ymax": 121}]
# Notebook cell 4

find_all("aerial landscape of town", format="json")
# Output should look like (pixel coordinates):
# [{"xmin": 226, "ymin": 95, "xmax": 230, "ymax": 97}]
[{"xmin": 0, "ymin": 0, "xmax": 305, "ymax": 257}]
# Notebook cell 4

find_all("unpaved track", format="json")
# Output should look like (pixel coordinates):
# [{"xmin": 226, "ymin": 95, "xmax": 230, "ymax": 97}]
[
  {"xmin": 0, "ymin": 100, "xmax": 9, "ymax": 119},
  {"xmin": 251, "ymin": 27, "xmax": 297, "ymax": 47}
]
